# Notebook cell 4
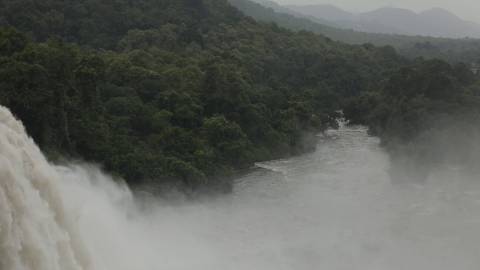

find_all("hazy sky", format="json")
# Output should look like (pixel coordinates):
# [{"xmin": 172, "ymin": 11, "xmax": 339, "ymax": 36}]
[{"xmin": 272, "ymin": 0, "xmax": 480, "ymax": 23}]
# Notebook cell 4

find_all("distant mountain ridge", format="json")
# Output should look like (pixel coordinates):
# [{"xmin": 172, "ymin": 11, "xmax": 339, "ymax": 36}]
[
  {"xmin": 244, "ymin": 0, "xmax": 341, "ymax": 26},
  {"xmin": 286, "ymin": 4, "xmax": 480, "ymax": 38},
  {"xmin": 229, "ymin": 0, "xmax": 480, "ymax": 64},
  {"xmin": 285, "ymin": 4, "xmax": 354, "ymax": 22}
]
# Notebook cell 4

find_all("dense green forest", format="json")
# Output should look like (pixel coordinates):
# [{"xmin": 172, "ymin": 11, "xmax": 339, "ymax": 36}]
[
  {"xmin": 229, "ymin": 0, "xmax": 480, "ymax": 64},
  {"xmin": 0, "ymin": 0, "xmax": 479, "ymax": 191},
  {"xmin": 0, "ymin": 0, "xmax": 405, "ymax": 192}
]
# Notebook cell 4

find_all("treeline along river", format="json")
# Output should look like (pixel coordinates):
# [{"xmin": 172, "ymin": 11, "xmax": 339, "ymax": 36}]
[{"xmin": 1, "ymin": 107, "xmax": 479, "ymax": 270}]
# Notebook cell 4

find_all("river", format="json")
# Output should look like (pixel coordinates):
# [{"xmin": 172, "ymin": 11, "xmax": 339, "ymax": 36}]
[{"xmin": 1, "ymin": 107, "xmax": 480, "ymax": 270}]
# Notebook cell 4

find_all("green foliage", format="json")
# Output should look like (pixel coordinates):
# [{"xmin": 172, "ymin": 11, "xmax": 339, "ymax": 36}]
[{"xmin": 0, "ymin": 0, "xmax": 403, "ymax": 192}]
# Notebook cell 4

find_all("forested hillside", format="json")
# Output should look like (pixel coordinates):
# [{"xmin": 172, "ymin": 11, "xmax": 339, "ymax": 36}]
[
  {"xmin": 345, "ymin": 60, "xmax": 480, "ymax": 180},
  {"xmin": 1, "ymin": 0, "xmax": 478, "ymax": 191},
  {"xmin": 0, "ymin": 0, "xmax": 404, "ymax": 192},
  {"xmin": 229, "ymin": 0, "xmax": 480, "ymax": 64}
]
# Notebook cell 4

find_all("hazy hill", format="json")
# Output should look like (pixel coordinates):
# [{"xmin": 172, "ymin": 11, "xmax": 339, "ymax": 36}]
[
  {"xmin": 285, "ymin": 4, "xmax": 353, "ymax": 22},
  {"xmin": 230, "ymin": 0, "xmax": 480, "ymax": 63},
  {"xmin": 243, "ymin": 0, "xmax": 341, "ymax": 26},
  {"xmin": 287, "ymin": 5, "xmax": 480, "ymax": 39}
]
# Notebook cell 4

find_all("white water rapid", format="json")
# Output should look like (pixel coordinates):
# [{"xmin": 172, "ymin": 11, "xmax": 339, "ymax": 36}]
[{"xmin": 1, "ymin": 106, "xmax": 480, "ymax": 270}]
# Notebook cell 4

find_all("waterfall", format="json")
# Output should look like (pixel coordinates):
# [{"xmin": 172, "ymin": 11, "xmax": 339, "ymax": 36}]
[
  {"xmin": 0, "ymin": 105, "xmax": 211, "ymax": 270},
  {"xmin": 0, "ymin": 106, "xmax": 95, "ymax": 270},
  {"xmin": 2, "ymin": 105, "xmax": 480, "ymax": 270}
]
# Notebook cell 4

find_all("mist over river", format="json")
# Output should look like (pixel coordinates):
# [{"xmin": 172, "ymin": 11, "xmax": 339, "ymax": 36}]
[{"xmin": 1, "ymin": 106, "xmax": 480, "ymax": 270}]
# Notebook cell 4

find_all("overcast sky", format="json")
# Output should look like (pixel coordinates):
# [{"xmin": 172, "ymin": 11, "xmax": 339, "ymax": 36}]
[{"xmin": 272, "ymin": 0, "xmax": 480, "ymax": 23}]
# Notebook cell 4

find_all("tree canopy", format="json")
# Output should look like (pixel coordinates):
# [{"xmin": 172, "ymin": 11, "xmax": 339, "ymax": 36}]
[{"xmin": 1, "ymin": 0, "xmax": 478, "ymax": 191}]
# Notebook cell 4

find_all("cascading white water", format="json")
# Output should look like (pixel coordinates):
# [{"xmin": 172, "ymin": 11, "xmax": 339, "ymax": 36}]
[
  {"xmin": 0, "ymin": 106, "xmax": 93, "ymax": 270},
  {"xmin": 0, "ymin": 106, "xmax": 193, "ymax": 270},
  {"xmin": 2, "ymin": 105, "xmax": 480, "ymax": 270}
]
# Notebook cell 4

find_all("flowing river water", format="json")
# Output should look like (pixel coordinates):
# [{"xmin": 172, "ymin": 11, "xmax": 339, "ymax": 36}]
[{"xmin": 1, "ymin": 106, "xmax": 480, "ymax": 270}]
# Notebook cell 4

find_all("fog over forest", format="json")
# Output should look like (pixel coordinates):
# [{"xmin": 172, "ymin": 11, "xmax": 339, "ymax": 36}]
[
  {"xmin": 1, "ymin": 0, "xmax": 480, "ymax": 269},
  {"xmin": 272, "ymin": 0, "xmax": 480, "ymax": 23}
]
